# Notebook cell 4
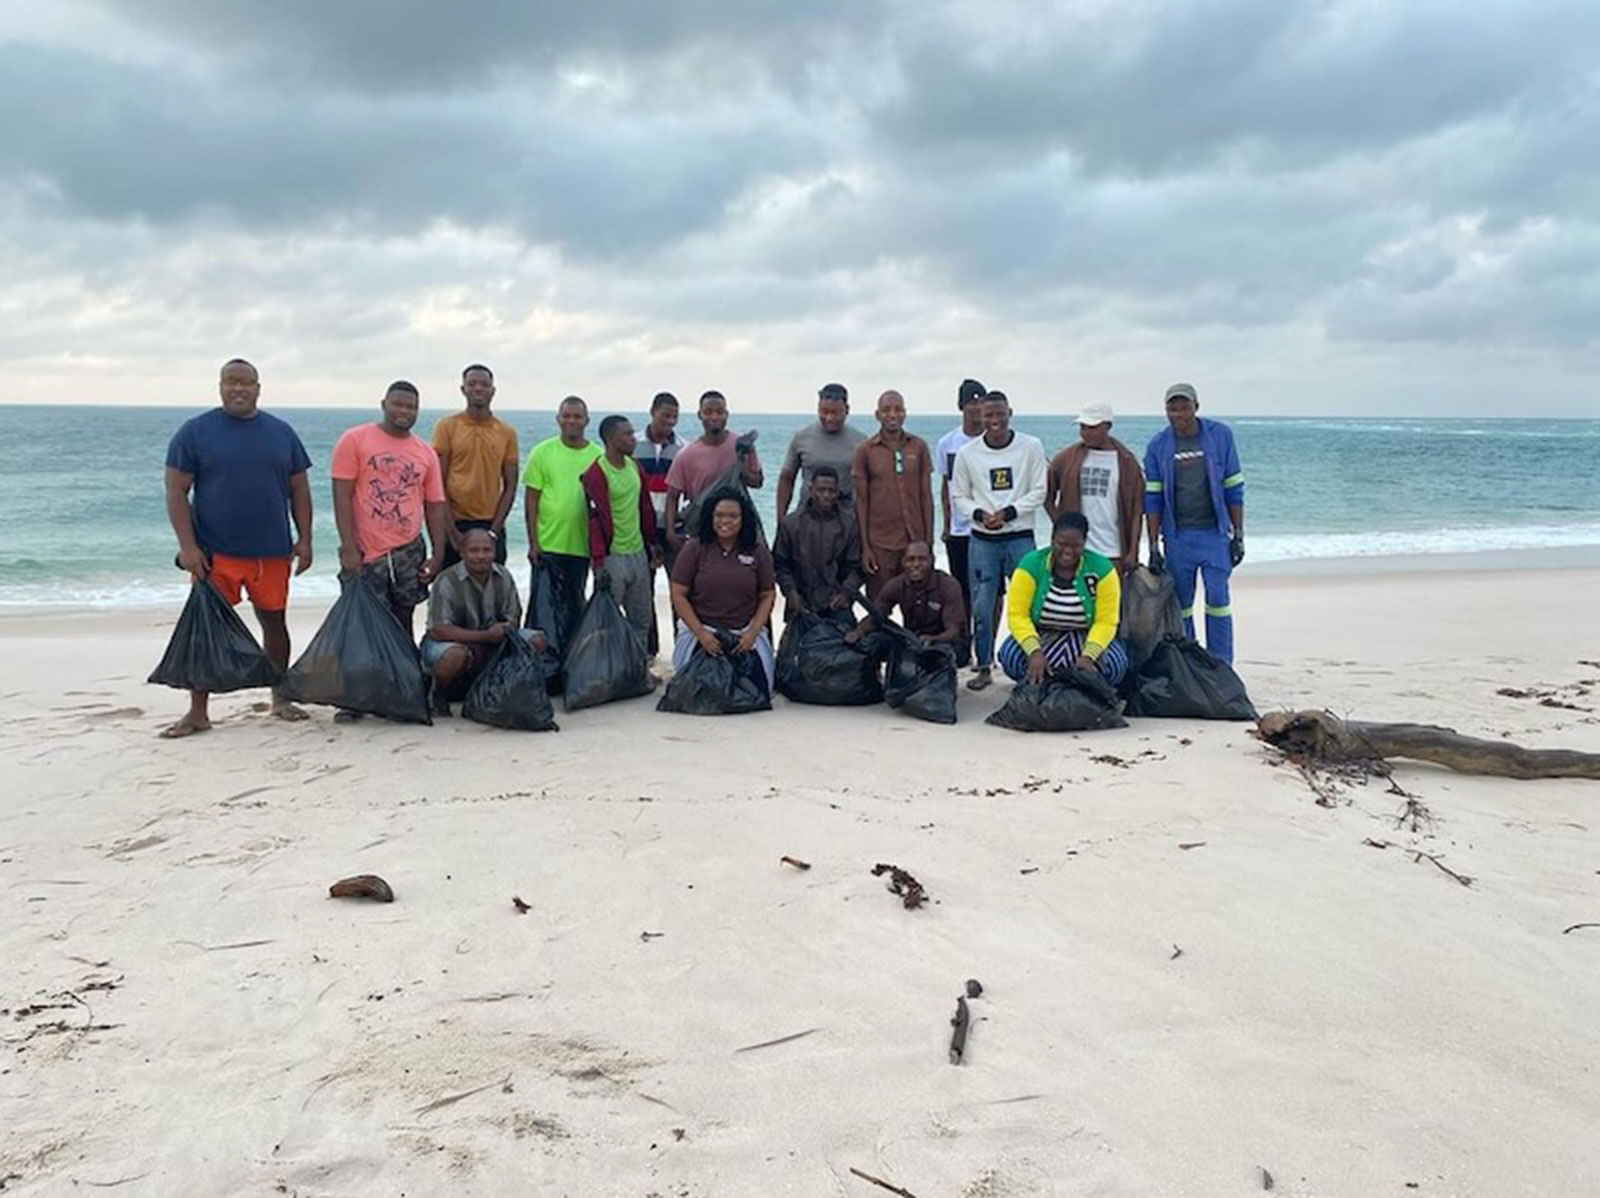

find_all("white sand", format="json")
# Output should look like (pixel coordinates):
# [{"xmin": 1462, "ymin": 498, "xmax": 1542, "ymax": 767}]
[{"xmin": 3, "ymin": 569, "xmax": 1599, "ymax": 1196}]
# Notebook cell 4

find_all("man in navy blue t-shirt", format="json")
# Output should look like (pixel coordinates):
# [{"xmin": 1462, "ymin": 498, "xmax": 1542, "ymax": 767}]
[{"xmin": 161, "ymin": 358, "xmax": 314, "ymax": 737}]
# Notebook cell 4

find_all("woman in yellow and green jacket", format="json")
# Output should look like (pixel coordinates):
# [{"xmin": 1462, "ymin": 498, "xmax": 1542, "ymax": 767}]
[{"xmin": 997, "ymin": 511, "xmax": 1131, "ymax": 686}]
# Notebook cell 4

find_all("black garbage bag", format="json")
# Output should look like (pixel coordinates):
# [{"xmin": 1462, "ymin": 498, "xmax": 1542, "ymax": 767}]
[
  {"xmin": 526, "ymin": 560, "xmax": 580, "ymax": 693},
  {"xmin": 148, "ymin": 579, "xmax": 283, "ymax": 693},
  {"xmin": 882, "ymin": 627, "xmax": 959, "ymax": 725},
  {"xmin": 562, "ymin": 590, "xmax": 652, "ymax": 712},
  {"xmin": 656, "ymin": 630, "xmax": 772, "ymax": 715},
  {"xmin": 985, "ymin": 667, "xmax": 1128, "ymax": 733},
  {"xmin": 1120, "ymin": 566, "xmax": 1185, "ymax": 671},
  {"xmin": 1125, "ymin": 636, "xmax": 1257, "ymax": 720},
  {"xmin": 462, "ymin": 631, "xmax": 560, "ymax": 731},
  {"xmin": 679, "ymin": 432, "xmax": 765, "ymax": 545},
  {"xmin": 280, "ymin": 576, "xmax": 431, "ymax": 724},
  {"xmin": 775, "ymin": 610, "xmax": 885, "ymax": 706}
]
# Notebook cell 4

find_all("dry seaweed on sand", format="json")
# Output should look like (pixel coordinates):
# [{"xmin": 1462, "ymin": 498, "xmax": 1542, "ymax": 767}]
[{"xmin": 870, "ymin": 863, "xmax": 927, "ymax": 909}]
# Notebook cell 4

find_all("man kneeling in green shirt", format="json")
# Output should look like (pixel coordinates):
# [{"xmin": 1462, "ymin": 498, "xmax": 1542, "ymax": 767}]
[{"xmin": 581, "ymin": 415, "xmax": 661, "ymax": 650}]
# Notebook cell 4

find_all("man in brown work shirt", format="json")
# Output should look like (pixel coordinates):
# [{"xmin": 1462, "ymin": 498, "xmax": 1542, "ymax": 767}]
[
  {"xmin": 851, "ymin": 389, "xmax": 933, "ymax": 603},
  {"xmin": 846, "ymin": 540, "xmax": 969, "ymax": 666}
]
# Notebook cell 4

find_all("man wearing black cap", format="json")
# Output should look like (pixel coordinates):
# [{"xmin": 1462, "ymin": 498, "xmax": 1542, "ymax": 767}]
[
  {"xmin": 776, "ymin": 383, "xmax": 867, "ymax": 518},
  {"xmin": 936, "ymin": 378, "xmax": 987, "ymax": 632},
  {"xmin": 634, "ymin": 391, "xmax": 686, "ymax": 655}
]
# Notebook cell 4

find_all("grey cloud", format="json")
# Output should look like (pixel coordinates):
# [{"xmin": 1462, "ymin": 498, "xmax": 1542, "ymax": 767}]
[
  {"xmin": 0, "ymin": 43, "xmax": 821, "ymax": 256},
  {"xmin": 82, "ymin": 0, "xmax": 887, "ymax": 91},
  {"xmin": 3, "ymin": 0, "xmax": 1600, "ymax": 410},
  {"xmin": 875, "ymin": 0, "xmax": 1600, "ymax": 177},
  {"xmin": 1324, "ymin": 218, "xmax": 1600, "ymax": 347}
]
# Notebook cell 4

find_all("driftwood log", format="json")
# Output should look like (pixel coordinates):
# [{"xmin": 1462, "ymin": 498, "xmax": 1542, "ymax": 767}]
[{"xmin": 1256, "ymin": 711, "xmax": 1600, "ymax": 781}]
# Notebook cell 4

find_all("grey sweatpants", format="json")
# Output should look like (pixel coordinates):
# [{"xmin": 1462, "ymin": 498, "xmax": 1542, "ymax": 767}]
[{"xmin": 601, "ymin": 550, "xmax": 653, "ymax": 645}]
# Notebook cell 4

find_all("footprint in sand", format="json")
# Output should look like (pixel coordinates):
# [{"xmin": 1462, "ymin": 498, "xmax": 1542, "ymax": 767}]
[
  {"xmin": 832, "ymin": 1104, "xmax": 1118, "ymax": 1196},
  {"xmin": 82, "ymin": 707, "xmax": 146, "ymax": 722},
  {"xmin": 105, "ymin": 834, "xmax": 167, "ymax": 858}
]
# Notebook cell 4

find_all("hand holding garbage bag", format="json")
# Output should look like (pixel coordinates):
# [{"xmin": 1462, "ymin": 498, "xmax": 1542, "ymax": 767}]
[
  {"xmin": 1118, "ymin": 566, "xmax": 1185, "ymax": 672},
  {"xmin": 657, "ymin": 630, "xmax": 771, "ymax": 715},
  {"xmin": 280, "ymin": 575, "xmax": 431, "ymax": 723},
  {"xmin": 881, "ymin": 623, "xmax": 959, "ymax": 725},
  {"xmin": 148, "ymin": 579, "xmax": 283, "ymax": 694},
  {"xmin": 1125, "ymin": 635, "xmax": 1256, "ymax": 720},
  {"xmin": 985, "ymin": 666, "xmax": 1128, "ymax": 732},
  {"xmin": 462, "ymin": 629, "xmax": 559, "ymax": 730},
  {"xmin": 775, "ymin": 609, "xmax": 885, "ymax": 706},
  {"xmin": 562, "ymin": 590, "xmax": 653, "ymax": 712},
  {"xmin": 679, "ymin": 432, "xmax": 764, "ymax": 544}
]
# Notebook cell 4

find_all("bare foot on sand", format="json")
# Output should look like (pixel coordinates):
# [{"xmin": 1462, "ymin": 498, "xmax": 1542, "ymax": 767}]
[
  {"xmin": 160, "ymin": 714, "xmax": 212, "ymax": 739},
  {"xmin": 271, "ymin": 699, "xmax": 309, "ymax": 722}
]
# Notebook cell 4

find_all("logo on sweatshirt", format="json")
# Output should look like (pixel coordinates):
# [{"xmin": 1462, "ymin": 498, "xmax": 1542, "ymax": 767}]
[{"xmin": 988, "ymin": 466, "xmax": 1013, "ymax": 490}]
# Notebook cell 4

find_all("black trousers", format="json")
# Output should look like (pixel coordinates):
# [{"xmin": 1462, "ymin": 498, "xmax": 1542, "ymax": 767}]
[
  {"xmin": 945, "ymin": 535, "xmax": 972, "ymax": 634},
  {"xmin": 530, "ymin": 551, "xmax": 591, "ymax": 650}
]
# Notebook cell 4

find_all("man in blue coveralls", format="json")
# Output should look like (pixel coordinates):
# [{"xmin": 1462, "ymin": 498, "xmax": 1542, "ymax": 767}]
[{"xmin": 1143, "ymin": 383, "xmax": 1245, "ymax": 663}]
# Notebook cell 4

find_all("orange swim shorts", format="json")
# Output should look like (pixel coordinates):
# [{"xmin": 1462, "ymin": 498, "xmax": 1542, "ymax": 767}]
[{"xmin": 204, "ymin": 553, "xmax": 292, "ymax": 612}]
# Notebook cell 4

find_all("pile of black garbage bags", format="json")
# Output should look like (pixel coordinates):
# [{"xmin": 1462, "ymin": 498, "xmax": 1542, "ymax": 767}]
[{"xmin": 150, "ymin": 566, "xmax": 1255, "ymax": 732}]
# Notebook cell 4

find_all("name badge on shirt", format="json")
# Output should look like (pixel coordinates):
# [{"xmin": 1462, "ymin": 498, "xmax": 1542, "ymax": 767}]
[{"xmin": 738, "ymin": 554, "xmax": 755, "ymax": 566}]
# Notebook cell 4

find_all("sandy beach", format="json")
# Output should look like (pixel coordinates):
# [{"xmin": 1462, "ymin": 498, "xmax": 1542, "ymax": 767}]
[{"xmin": 3, "ymin": 566, "xmax": 1599, "ymax": 1197}]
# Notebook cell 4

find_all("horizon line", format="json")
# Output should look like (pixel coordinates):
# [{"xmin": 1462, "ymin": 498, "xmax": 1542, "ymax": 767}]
[{"xmin": 0, "ymin": 401, "xmax": 1594, "ymax": 423}]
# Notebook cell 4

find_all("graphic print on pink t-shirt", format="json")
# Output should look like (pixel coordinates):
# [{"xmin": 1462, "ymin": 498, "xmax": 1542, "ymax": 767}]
[{"xmin": 330, "ymin": 424, "xmax": 446, "ymax": 562}]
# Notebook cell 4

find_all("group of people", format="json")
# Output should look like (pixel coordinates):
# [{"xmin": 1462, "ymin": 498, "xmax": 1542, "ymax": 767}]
[{"xmin": 158, "ymin": 359, "xmax": 1245, "ymax": 735}]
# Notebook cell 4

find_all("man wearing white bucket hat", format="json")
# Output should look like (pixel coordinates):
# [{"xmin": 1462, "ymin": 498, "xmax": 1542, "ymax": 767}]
[{"xmin": 1044, "ymin": 401, "xmax": 1145, "ymax": 574}]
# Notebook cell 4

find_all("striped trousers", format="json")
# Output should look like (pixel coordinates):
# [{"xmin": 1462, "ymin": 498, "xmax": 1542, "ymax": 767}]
[{"xmin": 998, "ymin": 629, "xmax": 1130, "ymax": 686}]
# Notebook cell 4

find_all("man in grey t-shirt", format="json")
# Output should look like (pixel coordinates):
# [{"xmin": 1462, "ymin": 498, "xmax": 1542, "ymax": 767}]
[
  {"xmin": 776, "ymin": 382, "xmax": 868, "ymax": 517},
  {"xmin": 1172, "ymin": 432, "xmax": 1217, "ymax": 529}
]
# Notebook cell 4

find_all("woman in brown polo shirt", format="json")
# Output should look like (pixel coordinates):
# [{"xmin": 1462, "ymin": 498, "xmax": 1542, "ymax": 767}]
[{"xmin": 670, "ymin": 487, "xmax": 778, "ymax": 688}]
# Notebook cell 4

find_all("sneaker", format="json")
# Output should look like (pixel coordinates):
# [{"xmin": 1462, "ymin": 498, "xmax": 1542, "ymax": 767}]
[{"xmin": 965, "ymin": 668, "xmax": 993, "ymax": 692}]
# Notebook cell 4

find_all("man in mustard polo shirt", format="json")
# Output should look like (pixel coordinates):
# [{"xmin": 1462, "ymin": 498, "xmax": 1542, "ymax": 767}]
[
  {"xmin": 523, "ymin": 396, "xmax": 603, "ymax": 645},
  {"xmin": 432, "ymin": 363, "xmax": 520, "ymax": 568}
]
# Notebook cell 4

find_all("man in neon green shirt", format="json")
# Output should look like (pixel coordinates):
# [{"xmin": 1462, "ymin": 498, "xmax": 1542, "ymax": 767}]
[{"xmin": 522, "ymin": 395, "xmax": 603, "ymax": 648}]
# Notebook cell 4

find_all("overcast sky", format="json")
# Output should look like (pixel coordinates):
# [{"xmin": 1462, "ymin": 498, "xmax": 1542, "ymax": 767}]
[{"xmin": 2, "ymin": 0, "xmax": 1598, "ymax": 415}]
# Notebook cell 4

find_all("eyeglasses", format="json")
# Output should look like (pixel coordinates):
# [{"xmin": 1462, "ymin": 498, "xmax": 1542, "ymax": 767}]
[{"xmin": 894, "ymin": 448, "xmax": 904, "ymax": 475}]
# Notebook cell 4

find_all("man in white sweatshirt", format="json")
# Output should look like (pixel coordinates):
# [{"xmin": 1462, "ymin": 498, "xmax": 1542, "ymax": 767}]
[{"xmin": 951, "ymin": 390, "xmax": 1049, "ymax": 689}]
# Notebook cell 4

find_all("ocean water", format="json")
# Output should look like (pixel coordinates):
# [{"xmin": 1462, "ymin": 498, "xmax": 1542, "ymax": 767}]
[{"xmin": 2, "ymin": 404, "xmax": 1598, "ymax": 607}]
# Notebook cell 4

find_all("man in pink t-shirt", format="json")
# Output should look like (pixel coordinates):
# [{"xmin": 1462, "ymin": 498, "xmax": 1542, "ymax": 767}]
[
  {"xmin": 330, "ymin": 380, "xmax": 449, "ymax": 633},
  {"xmin": 663, "ymin": 390, "xmax": 763, "ymax": 553}
]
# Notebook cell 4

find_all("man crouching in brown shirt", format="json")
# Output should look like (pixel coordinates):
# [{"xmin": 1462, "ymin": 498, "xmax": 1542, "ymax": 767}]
[{"xmin": 845, "ymin": 540, "xmax": 969, "ymax": 667}]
